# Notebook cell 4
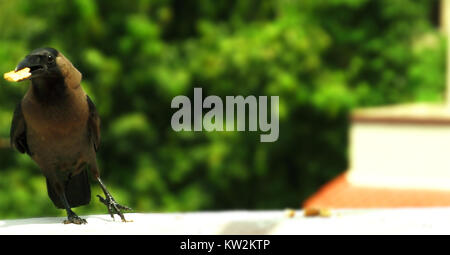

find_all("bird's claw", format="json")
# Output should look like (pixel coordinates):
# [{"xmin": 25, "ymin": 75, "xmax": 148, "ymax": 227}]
[
  {"xmin": 64, "ymin": 213, "xmax": 87, "ymax": 225},
  {"xmin": 97, "ymin": 194, "xmax": 132, "ymax": 222}
]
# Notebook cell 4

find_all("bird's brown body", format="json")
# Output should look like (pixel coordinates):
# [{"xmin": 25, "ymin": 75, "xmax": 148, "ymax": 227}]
[
  {"xmin": 8, "ymin": 47, "xmax": 129, "ymax": 224},
  {"xmin": 22, "ymin": 84, "xmax": 94, "ymax": 188}
]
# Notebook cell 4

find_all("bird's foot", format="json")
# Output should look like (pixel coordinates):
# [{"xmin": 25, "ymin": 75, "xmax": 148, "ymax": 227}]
[
  {"xmin": 63, "ymin": 211, "xmax": 87, "ymax": 225},
  {"xmin": 97, "ymin": 194, "xmax": 132, "ymax": 222}
]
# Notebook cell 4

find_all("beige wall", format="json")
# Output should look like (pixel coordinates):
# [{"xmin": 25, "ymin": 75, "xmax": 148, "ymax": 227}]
[{"xmin": 348, "ymin": 122, "xmax": 450, "ymax": 190}]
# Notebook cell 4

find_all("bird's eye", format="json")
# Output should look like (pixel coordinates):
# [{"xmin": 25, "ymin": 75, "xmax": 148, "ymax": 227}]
[{"xmin": 47, "ymin": 55, "xmax": 54, "ymax": 63}]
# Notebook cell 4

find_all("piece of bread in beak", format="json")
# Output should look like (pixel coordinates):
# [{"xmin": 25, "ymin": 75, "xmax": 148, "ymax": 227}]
[{"xmin": 4, "ymin": 67, "xmax": 31, "ymax": 82}]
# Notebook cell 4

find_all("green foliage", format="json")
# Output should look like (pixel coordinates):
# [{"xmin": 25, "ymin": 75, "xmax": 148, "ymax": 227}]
[{"xmin": 0, "ymin": 0, "xmax": 445, "ymax": 218}]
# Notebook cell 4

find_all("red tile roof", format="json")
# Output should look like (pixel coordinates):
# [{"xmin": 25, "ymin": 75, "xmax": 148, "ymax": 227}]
[{"xmin": 303, "ymin": 172, "xmax": 450, "ymax": 208}]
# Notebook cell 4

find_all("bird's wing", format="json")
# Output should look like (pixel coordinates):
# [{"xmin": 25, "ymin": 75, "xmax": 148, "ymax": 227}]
[
  {"xmin": 87, "ymin": 95, "xmax": 101, "ymax": 152},
  {"xmin": 10, "ymin": 102, "xmax": 30, "ymax": 155}
]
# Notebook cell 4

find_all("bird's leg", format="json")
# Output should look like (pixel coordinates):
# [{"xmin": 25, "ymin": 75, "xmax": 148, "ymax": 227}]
[
  {"xmin": 96, "ymin": 177, "xmax": 131, "ymax": 222},
  {"xmin": 60, "ymin": 192, "xmax": 87, "ymax": 224}
]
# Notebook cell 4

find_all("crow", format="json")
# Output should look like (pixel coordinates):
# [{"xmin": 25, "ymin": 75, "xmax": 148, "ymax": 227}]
[{"xmin": 8, "ymin": 47, "xmax": 130, "ymax": 224}]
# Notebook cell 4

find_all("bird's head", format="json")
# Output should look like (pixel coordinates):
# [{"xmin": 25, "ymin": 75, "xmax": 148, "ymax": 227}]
[
  {"xmin": 15, "ymin": 47, "xmax": 60, "ymax": 80},
  {"xmin": 12, "ymin": 47, "xmax": 81, "ymax": 88}
]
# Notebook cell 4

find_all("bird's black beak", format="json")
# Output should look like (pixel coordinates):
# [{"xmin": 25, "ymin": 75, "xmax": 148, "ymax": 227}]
[{"xmin": 15, "ymin": 55, "xmax": 46, "ymax": 80}]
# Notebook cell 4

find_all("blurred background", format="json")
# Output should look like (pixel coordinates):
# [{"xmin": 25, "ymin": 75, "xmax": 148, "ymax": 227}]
[{"xmin": 0, "ymin": 0, "xmax": 446, "ymax": 219}]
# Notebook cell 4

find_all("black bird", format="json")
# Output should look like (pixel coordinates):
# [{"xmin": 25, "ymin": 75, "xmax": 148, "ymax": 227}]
[{"xmin": 9, "ymin": 47, "xmax": 130, "ymax": 224}]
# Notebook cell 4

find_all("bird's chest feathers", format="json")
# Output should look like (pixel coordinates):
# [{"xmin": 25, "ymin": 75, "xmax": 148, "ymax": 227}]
[{"xmin": 23, "ymin": 96, "xmax": 88, "ymax": 137}]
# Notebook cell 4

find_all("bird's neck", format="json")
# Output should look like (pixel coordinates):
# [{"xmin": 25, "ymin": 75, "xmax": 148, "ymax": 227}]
[{"xmin": 31, "ymin": 76, "xmax": 67, "ymax": 104}]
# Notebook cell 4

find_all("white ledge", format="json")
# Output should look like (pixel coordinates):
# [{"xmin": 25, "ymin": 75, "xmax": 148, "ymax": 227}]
[{"xmin": 1, "ymin": 208, "xmax": 450, "ymax": 234}]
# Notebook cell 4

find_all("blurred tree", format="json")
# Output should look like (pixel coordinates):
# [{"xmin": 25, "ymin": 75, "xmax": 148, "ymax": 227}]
[{"xmin": 0, "ymin": 0, "xmax": 445, "ymax": 218}]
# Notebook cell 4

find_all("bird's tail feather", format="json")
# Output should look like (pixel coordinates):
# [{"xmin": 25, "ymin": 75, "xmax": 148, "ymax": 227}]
[{"xmin": 46, "ymin": 169, "xmax": 91, "ymax": 209}]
